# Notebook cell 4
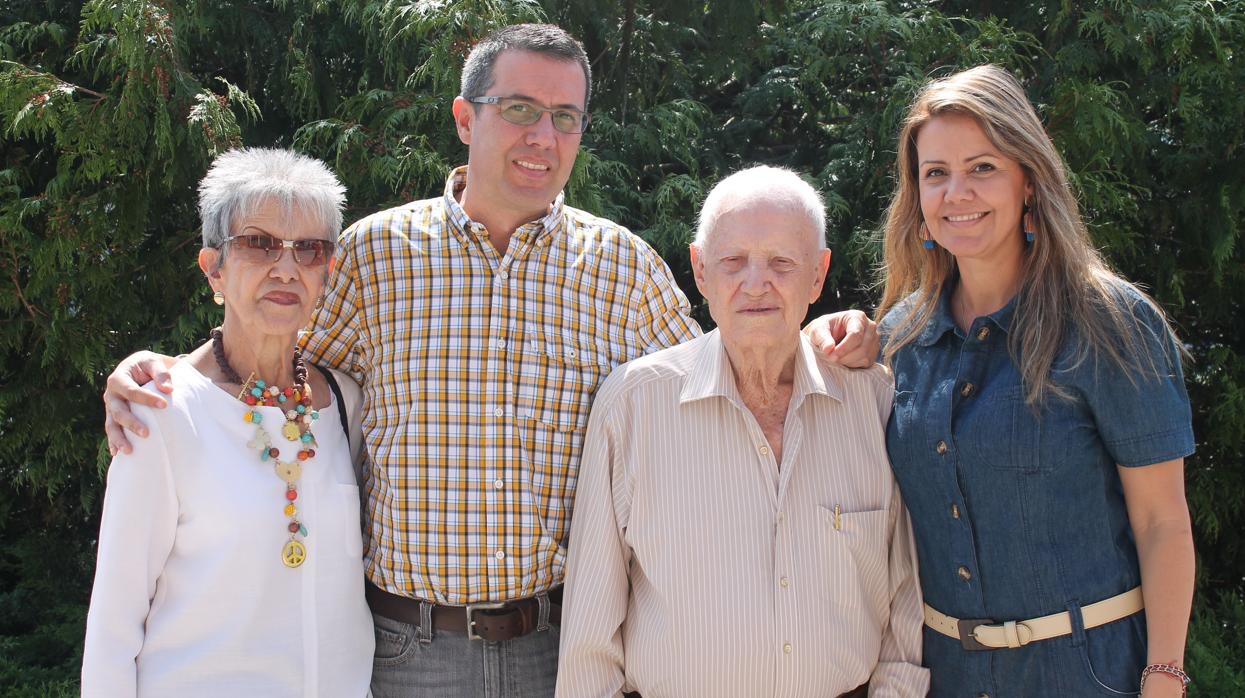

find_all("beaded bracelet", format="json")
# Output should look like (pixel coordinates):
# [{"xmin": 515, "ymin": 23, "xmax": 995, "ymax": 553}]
[{"xmin": 1140, "ymin": 663, "xmax": 1190, "ymax": 696}]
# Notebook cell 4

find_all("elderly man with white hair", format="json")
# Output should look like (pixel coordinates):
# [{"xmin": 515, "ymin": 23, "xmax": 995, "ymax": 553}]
[{"xmin": 555, "ymin": 166, "xmax": 928, "ymax": 698}]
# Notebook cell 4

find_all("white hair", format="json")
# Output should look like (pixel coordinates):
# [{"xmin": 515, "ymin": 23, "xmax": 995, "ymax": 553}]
[
  {"xmin": 198, "ymin": 148, "xmax": 346, "ymax": 254},
  {"xmin": 693, "ymin": 165, "xmax": 827, "ymax": 250}
]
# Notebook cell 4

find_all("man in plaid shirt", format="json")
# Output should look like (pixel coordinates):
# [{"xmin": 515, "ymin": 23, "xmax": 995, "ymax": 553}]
[{"xmin": 104, "ymin": 23, "xmax": 877, "ymax": 697}]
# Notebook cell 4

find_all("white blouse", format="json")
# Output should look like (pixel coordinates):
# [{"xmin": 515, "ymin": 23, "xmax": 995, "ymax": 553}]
[{"xmin": 82, "ymin": 361, "xmax": 374, "ymax": 697}]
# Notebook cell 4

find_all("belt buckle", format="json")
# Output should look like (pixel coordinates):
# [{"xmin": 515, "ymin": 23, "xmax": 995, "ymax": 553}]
[
  {"xmin": 957, "ymin": 618, "xmax": 995, "ymax": 651},
  {"xmin": 466, "ymin": 601, "xmax": 508, "ymax": 641}
]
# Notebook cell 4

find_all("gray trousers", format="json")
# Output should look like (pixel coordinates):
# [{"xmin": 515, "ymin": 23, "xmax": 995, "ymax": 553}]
[{"xmin": 369, "ymin": 603, "xmax": 560, "ymax": 698}]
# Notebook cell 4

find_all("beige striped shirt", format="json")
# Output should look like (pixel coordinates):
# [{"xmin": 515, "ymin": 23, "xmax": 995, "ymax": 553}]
[{"xmin": 557, "ymin": 330, "xmax": 928, "ymax": 698}]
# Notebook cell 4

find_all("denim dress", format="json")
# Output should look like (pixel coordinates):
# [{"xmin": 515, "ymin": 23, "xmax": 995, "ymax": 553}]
[{"xmin": 882, "ymin": 284, "xmax": 1194, "ymax": 698}]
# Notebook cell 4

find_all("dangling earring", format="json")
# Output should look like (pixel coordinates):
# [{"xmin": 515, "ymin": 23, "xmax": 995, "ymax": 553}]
[
  {"xmin": 920, "ymin": 223, "xmax": 935, "ymax": 250},
  {"xmin": 315, "ymin": 294, "xmax": 325, "ymax": 309},
  {"xmin": 213, "ymin": 291, "xmax": 225, "ymax": 306},
  {"xmin": 1023, "ymin": 198, "xmax": 1035, "ymax": 244}
]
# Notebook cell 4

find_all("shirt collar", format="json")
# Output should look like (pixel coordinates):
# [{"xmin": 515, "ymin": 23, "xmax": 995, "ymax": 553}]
[
  {"xmin": 916, "ymin": 277, "xmax": 1019, "ymax": 346},
  {"xmin": 442, "ymin": 166, "xmax": 566, "ymax": 240},
  {"xmin": 679, "ymin": 330, "xmax": 843, "ymax": 405}
]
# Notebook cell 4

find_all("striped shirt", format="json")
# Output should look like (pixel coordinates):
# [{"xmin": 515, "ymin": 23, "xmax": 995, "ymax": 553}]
[
  {"xmin": 301, "ymin": 167, "xmax": 699, "ymax": 604},
  {"xmin": 557, "ymin": 330, "xmax": 929, "ymax": 697}
]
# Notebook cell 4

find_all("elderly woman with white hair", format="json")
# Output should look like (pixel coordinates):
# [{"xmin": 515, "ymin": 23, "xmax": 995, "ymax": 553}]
[{"xmin": 81, "ymin": 148, "xmax": 373, "ymax": 697}]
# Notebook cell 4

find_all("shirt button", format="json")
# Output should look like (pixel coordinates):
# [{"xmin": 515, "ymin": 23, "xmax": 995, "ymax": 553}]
[
  {"xmin": 783, "ymin": 643, "xmax": 792, "ymax": 654},
  {"xmin": 493, "ymin": 407, "xmax": 504, "ymax": 417},
  {"xmin": 495, "ymin": 550, "xmax": 506, "ymax": 560},
  {"xmin": 976, "ymin": 327, "xmax": 990, "ymax": 341},
  {"xmin": 776, "ymin": 512, "xmax": 786, "ymax": 524},
  {"xmin": 958, "ymin": 565, "xmax": 972, "ymax": 581},
  {"xmin": 498, "ymin": 270, "xmax": 509, "ymax": 281},
  {"xmin": 779, "ymin": 576, "xmax": 789, "ymax": 588},
  {"xmin": 951, "ymin": 503, "xmax": 961, "ymax": 519},
  {"xmin": 960, "ymin": 382, "xmax": 975, "ymax": 397},
  {"xmin": 936, "ymin": 440, "xmax": 949, "ymax": 455},
  {"xmin": 494, "ymin": 479, "xmax": 504, "ymax": 490},
  {"xmin": 759, "ymin": 445, "xmax": 770, "ymax": 456},
  {"xmin": 495, "ymin": 339, "xmax": 507, "ymax": 350},
  {"xmin": 565, "ymin": 348, "xmax": 577, "ymax": 358}
]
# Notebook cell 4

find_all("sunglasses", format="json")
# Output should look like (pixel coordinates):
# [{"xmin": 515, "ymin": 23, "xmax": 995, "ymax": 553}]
[
  {"xmin": 467, "ymin": 96, "xmax": 591, "ymax": 135},
  {"xmin": 223, "ymin": 234, "xmax": 336, "ymax": 267}
]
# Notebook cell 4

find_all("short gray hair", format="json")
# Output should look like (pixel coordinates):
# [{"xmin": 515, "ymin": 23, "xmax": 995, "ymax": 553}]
[
  {"xmin": 460, "ymin": 24, "xmax": 591, "ymax": 109},
  {"xmin": 693, "ymin": 166, "xmax": 827, "ymax": 250},
  {"xmin": 199, "ymin": 148, "xmax": 346, "ymax": 256}
]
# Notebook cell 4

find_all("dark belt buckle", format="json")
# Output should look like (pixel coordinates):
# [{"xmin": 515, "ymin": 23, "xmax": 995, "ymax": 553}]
[
  {"xmin": 958, "ymin": 618, "xmax": 995, "ymax": 651},
  {"xmin": 466, "ymin": 602, "xmax": 508, "ymax": 641}
]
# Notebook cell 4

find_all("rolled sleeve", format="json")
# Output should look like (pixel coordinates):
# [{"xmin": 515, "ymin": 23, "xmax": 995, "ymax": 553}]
[
  {"xmin": 556, "ymin": 377, "xmax": 632, "ymax": 698},
  {"xmin": 1082, "ymin": 297, "xmax": 1195, "ymax": 468},
  {"xmin": 868, "ymin": 484, "xmax": 930, "ymax": 697},
  {"xmin": 81, "ymin": 402, "xmax": 178, "ymax": 697}
]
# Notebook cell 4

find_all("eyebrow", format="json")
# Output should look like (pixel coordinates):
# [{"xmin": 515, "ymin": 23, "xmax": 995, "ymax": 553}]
[
  {"xmin": 919, "ymin": 152, "xmax": 996, "ymax": 166},
  {"xmin": 506, "ymin": 93, "xmax": 585, "ymax": 111}
]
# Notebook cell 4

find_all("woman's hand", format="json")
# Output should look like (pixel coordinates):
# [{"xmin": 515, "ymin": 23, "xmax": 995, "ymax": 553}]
[
  {"xmin": 803, "ymin": 310, "xmax": 880, "ymax": 368},
  {"xmin": 104, "ymin": 351, "xmax": 178, "ymax": 455}
]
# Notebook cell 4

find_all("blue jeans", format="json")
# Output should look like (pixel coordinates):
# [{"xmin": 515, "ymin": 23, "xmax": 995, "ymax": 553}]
[{"xmin": 369, "ymin": 602, "xmax": 560, "ymax": 698}]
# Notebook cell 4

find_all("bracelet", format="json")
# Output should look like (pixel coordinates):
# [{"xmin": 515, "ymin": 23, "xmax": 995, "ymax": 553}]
[{"xmin": 1140, "ymin": 663, "xmax": 1190, "ymax": 696}]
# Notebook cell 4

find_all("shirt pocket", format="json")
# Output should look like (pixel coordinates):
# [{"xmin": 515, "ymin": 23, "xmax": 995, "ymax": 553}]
[
  {"xmin": 959, "ymin": 385, "xmax": 1043, "ymax": 473},
  {"xmin": 816, "ymin": 506, "xmax": 891, "ymax": 614},
  {"xmin": 516, "ymin": 329, "xmax": 610, "ymax": 432}
]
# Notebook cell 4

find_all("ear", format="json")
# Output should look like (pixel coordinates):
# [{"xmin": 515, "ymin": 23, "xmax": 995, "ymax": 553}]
[
  {"xmin": 690, "ymin": 243, "xmax": 709, "ymax": 298},
  {"xmin": 808, "ymin": 249, "xmax": 831, "ymax": 303},
  {"xmin": 452, "ymin": 96, "xmax": 473, "ymax": 145},
  {"xmin": 198, "ymin": 248, "xmax": 222, "ymax": 289}
]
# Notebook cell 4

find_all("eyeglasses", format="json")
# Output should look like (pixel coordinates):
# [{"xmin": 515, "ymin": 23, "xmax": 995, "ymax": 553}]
[
  {"xmin": 223, "ymin": 234, "xmax": 336, "ymax": 267},
  {"xmin": 468, "ymin": 96, "xmax": 591, "ymax": 134}
]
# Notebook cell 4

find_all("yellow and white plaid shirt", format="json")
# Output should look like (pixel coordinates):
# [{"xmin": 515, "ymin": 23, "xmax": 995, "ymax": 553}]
[{"xmin": 302, "ymin": 167, "xmax": 699, "ymax": 604}]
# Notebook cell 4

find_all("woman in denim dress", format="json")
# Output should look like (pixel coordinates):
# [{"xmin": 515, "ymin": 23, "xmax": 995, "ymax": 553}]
[{"xmin": 876, "ymin": 66, "xmax": 1195, "ymax": 697}]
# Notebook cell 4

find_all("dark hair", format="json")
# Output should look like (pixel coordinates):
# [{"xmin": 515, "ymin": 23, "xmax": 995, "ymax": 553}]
[{"xmin": 460, "ymin": 23, "xmax": 591, "ymax": 109}]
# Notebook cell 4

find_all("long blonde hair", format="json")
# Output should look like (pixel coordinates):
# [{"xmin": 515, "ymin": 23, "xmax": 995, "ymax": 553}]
[{"xmin": 877, "ymin": 65, "xmax": 1180, "ymax": 405}]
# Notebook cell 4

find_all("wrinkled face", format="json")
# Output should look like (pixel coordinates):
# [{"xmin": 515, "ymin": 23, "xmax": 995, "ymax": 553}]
[
  {"xmin": 452, "ymin": 50, "xmax": 586, "ymax": 224},
  {"xmin": 692, "ymin": 198, "xmax": 830, "ymax": 351},
  {"xmin": 199, "ymin": 199, "xmax": 333, "ymax": 338},
  {"xmin": 915, "ymin": 113, "xmax": 1031, "ymax": 268}
]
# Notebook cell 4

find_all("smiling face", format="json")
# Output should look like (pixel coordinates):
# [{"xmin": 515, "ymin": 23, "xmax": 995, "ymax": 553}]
[
  {"xmin": 692, "ymin": 198, "xmax": 830, "ymax": 354},
  {"xmin": 199, "ymin": 198, "xmax": 332, "ymax": 340},
  {"xmin": 452, "ymin": 49, "xmax": 586, "ymax": 231},
  {"xmin": 915, "ymin": 113, "xmax": 1031, "ymax": 273}
]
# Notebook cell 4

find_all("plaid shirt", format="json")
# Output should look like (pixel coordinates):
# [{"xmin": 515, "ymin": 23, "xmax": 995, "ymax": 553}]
[{"xmin": 302, "ymin": 167, "xmax": 699, "ymax": 603}]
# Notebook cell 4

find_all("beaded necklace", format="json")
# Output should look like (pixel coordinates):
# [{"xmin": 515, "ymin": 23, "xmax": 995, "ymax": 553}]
[{"xmin": 210, "ymin": 327, "xmax": 320, "ymax": 568}]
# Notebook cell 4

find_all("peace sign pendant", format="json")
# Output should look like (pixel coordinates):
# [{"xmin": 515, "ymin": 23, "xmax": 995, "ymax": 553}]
[{"xmin": 282, "ymin": 539, "xmax": 307, "ymax": 568}]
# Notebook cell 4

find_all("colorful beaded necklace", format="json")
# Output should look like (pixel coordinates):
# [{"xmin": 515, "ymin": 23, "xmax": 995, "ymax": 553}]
[{"xmin": 210, "ymin": 327, "xmax": 320, "ymax": 568}]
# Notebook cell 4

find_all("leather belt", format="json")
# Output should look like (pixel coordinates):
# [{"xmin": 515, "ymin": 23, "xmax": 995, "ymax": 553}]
[
  {"xmin": 924, "ymin": 586, "xmax": 1143, "ymax": 651},
  {"xmin": 625, "ymin": 682, "xmax": 866, "ymax": 698},
  {"xmin": 365, "ymin": 581, "xmax": 562, "ymax": 642}
]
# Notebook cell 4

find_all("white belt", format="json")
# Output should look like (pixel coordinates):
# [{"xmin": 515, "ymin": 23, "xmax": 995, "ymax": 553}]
[{"xmin": 924, "ymin": 586, "xmax": 1143, "ymax": 650}]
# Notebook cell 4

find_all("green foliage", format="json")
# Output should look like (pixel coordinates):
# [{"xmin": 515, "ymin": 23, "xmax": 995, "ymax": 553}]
[{"xmin": 2, "ymin": 0, "xmax": 1242, "ymax": 690}]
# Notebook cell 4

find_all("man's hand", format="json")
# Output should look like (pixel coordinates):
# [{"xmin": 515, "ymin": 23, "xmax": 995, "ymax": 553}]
[
  {"xmin": 803, "ymin": 310, "xmax": 880, "ymax": 368},
  {"xmin": 104, "ymin": 352, "xmax": 178, "ymax": 456}
]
